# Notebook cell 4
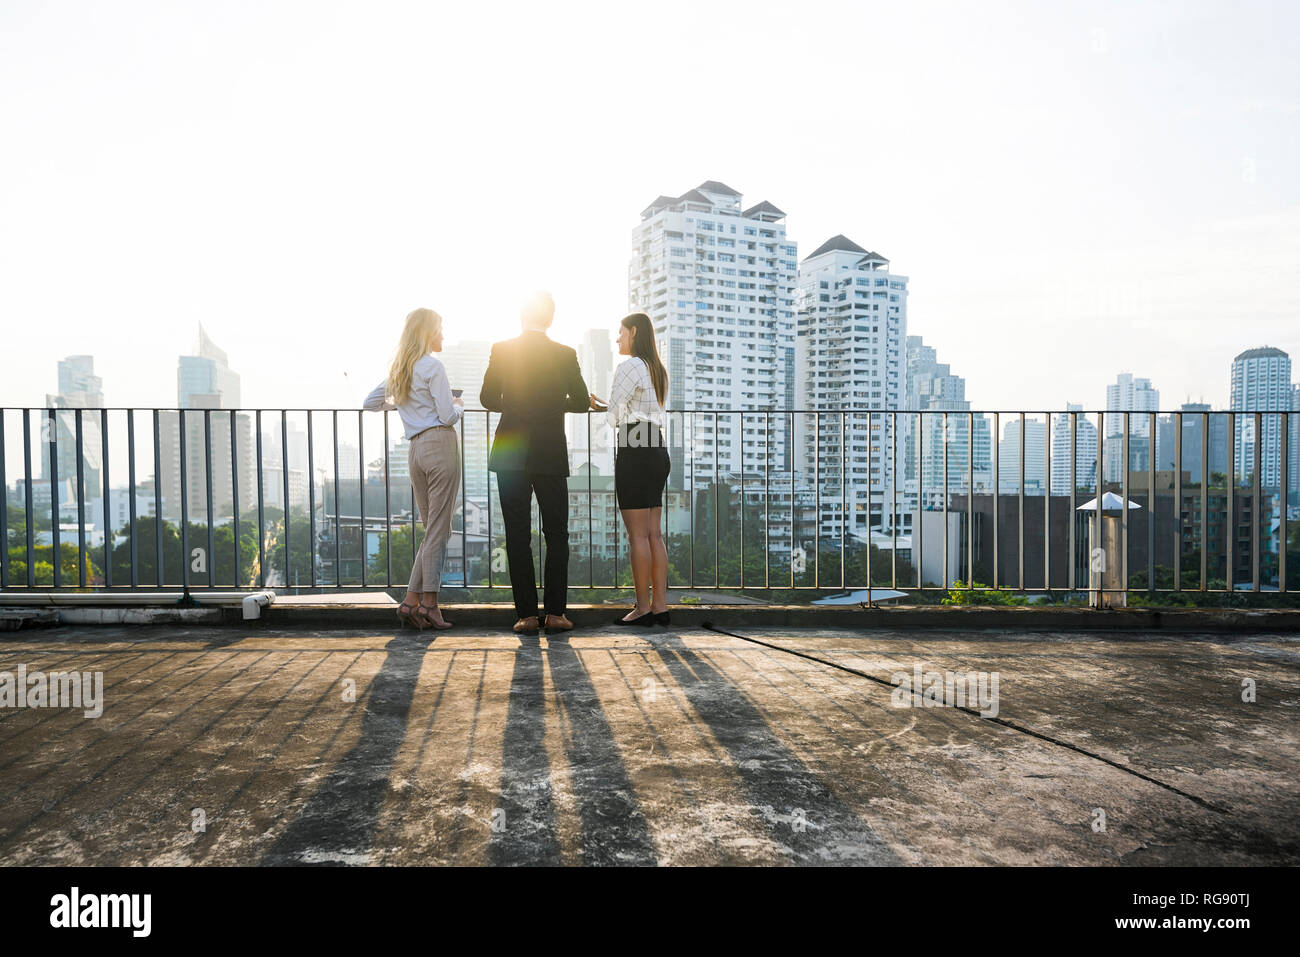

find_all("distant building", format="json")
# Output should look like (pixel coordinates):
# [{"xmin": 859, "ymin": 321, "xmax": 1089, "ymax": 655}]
[
  {"xmin": 570, "ymin": 328, "xmax": 615, "ymax": 475},
  {"xmin": 1230, "ymin": 346, "xmax": 1291, "ymax": 489},
  {"xmin": 795, "ymin": 236, "xmax": 908, "ymax": 538},
  {"xmin": 42, "ymin": 355, "xmax": 104, "ymax": 496},
  {"xmin": 998, "ymin": 417, "xmax": 1048, "ymax": 494},
  {"xmin": 629, "ymin": 180, "xmax": 797, "ymax": 487},
  {"xmin": 1103, "ymin": 372, "xmax": 1159, "ymax": 482},
  {"xmin": 902, "ymin": 335, "xmax": 991, "ymax": 511},
  {"xmin": 441, "ymin": 339, "xmax": 492, "ymax": 499},
  {"xmin": 1049, "ymin": 404, "xmax": 1098, "ymax": 494},
  {"xmin": 157, "ymin": 326, "xmax": 254, "ymax": 522},
  {"xmin": 1154, "ymin": 402, "xmax": 1230, "ymax": 483}
]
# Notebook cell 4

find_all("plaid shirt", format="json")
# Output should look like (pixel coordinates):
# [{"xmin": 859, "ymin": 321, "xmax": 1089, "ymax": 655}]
[{"xmin": 606, "ymin": 357, "xmax": 666, "ymax": 440}]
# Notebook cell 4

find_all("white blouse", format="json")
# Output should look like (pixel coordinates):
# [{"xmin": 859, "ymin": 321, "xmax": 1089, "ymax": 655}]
[
  {"xmin": 363, "ymin": 354, "xmax": 463, "ymax": 439},
  {"xmin": 606, "ymin": 356, "xmax": 666, "ymax": 433}
]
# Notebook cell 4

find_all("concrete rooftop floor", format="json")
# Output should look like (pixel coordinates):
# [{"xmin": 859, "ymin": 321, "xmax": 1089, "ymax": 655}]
[{"xmin": 1, "ymin": 621, "xmax": 1297, "ymax": 866}]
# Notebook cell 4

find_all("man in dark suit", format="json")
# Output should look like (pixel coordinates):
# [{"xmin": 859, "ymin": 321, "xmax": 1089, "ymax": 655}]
[{"xmin": 480, "ymin": 291, "xmax": 590, "ymax": 634}]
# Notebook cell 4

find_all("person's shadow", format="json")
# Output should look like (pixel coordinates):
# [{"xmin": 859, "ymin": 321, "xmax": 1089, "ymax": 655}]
[
  {"xmin": 262, "ymin": 633, "xmax": 428, "ymax": 865},
  {"xmin": 489, "ymin": 633, "xmax": 657, "ymax": 866},
  {"xmin": 651, "ymin": 633, "xmax": 898, "ymax": 864}
]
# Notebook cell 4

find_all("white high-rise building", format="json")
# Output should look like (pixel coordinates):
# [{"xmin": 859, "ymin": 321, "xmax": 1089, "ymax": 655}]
[
  {"xmin": 1050, "ymin": 404, "xmax": 1099, "ymax": 494},
  {"xmin": 569, "ymin": 328, "xmax": 615, "ymax": 474},
  {"xmin": 629, "ymin": 180, "xmax": 797, "ymax": 486},
  {"xmin": 1230, "ymin": 346, "xmax": 1292, "ymax": 489},
  {"xmin": 999, "ymin": 417, "xmax": 1048, "ymax": 494},
  {"xmin": 795, "ymin": 236, "xmax": 907, "ymax": 537},
  {"xmin": 1103, "ymin": 372, "xmax": 1160, "ymax": 482}
]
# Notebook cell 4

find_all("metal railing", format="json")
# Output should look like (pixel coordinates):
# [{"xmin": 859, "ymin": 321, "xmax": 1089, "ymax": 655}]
[{"xmin": 0, "ymin": 406, "xmax": 1291, "ymax": 597}]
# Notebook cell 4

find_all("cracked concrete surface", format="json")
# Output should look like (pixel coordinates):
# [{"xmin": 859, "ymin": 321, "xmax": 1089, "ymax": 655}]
[{"xmin": 0, "ymin": 624, "xmax": 1297, "ymax": 865}]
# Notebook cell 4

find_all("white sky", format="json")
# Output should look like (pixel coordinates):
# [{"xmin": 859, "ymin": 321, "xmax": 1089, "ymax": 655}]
[{"xmin": 1, "ymin": 0, "xmax": 1296, "ymax": 414}]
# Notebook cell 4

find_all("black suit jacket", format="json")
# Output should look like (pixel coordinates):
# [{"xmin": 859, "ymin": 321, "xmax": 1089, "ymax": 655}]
[{"xmin": 481, "ymin": 330, "xmax": 590, "ymax": 475}]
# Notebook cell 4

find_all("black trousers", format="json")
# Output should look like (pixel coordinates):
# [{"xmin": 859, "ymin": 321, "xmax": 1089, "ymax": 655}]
[{"xmin": 495, "ymin": 471, "xmax": 569, "ymax": 619}]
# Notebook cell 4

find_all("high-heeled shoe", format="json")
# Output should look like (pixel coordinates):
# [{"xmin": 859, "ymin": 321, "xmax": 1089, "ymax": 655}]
[
  {"xmin": 396, "ymin": 599, "xmax": 420, "ymax": 629},
  {"xmin": 652, "ymin": 611, "xmax": 670, "ymax": 626},
  {"xmin": 412, "ymin": 602, "xmax": 453, "ymax": 630},
  {"xmin": 613, "ymin": 610, "xmax": 655, "ymax": 627}
]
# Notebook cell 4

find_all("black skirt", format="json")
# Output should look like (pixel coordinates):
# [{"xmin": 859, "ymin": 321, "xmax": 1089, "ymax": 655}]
[{"xmin": 614, "ymin": 431, "xmax": 671, "ymax": 509}]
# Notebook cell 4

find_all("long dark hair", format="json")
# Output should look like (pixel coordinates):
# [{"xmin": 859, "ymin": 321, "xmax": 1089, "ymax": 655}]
[{"xmin": 622, "ymin": 312, "xmax": 668, "ymax": 406}]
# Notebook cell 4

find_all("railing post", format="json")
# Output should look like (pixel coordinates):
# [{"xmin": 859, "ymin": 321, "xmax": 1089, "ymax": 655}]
[
  {"xmin": 1121, "ymin": 411, "xmax": 1129, "ymax": 598},
  {"xmin": 1281, "ymin": 410, "xmax": 1288, "ymax": 593},
  {"xmin": 1253, "ymin": 411, "xmax": 1261, "ymax": 592},
  {"xmin": 0, "ymin": 411, "xmax": 7, "ymax": 589},
  {"xmin": 383, "ymin": 411, "xmax": 391, "ymax": 588},
  {"xmin": 1227, "ymin": 412, "xmax": 1235, "ymax": 590},
  {"xmin": 1173, "ymin": 410, "xmax": 1181, "ymax": 592},
  {"xmin": 890, "ymin": 409, "xmax": 897, "ymax": 590},
  {"xmin": 101, "ymin": 409, "xmax": 111, "ymax": 589},
  {"xmin": 24, "ymin": 410, "xmax": 34, "ymax": 587},
  {"xmin": 916, "ymin": 410, "xmax": 923, "ymax": 590},
  {"xmin": 332, "ymin": 409, "xmax": 341, "ymax": 588},
  {"xmin": 256, "ymin": 410, "xmax": 265, "ymax": 589},
  {"xmin": 49, "ymin": 408, "xmax": 61, "ymax": 588},
  {"xmin": 75, "ymin": 409, "xmax": 86, "ymax": 588},
  {"xmin": 152, "ymin": 410, "xmax": 162, "ymax": 587},
  {"xmin": 942, "ymin": 410, "xmax": 949, "ymax": 589},
  {"xmin": 179, "ymin": 409, "xmax": 189, "ymax": 597},
  {"xmin": 306, "ymin": 411, "xmax": 314, "ymax": 588},
  {"xmin": 1018, "ymin": 411, "xmax": 1025, "ymax": 592},
  {"xmin": 282, "ymin": 410, "xmax": 291, "ymax": 588},
  {"xmin": 1067, "ymin": 410, "xmax": 1075, "ymax": 592},
  {"xmin": 205, "ymin": 409, "xmax": 215, "ymax": 589},
  {"xmin": 1200, "ymin": 411, "xmax": 1208, "ymax": 592},
  {"xmin": 993, "ymin": 411, "xmax": 1000, "ymax": 591},
  {"xmin": 1148, "ymin": 411, "xmax": 1156, "ymax": 594},
  {"xmin": 232, "ymin": 411, "xmax": 241, "ymax": 588}
]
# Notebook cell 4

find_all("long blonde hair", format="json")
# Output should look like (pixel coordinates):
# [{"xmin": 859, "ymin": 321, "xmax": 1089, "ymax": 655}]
[{"xmin": 387, "ymin": 308, "xmax": 442, "ymax": 404}]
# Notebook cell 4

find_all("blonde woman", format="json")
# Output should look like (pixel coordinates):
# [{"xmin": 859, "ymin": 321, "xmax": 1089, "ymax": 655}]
[{"xmin": 364, "ymin": 308, "xmax": 463, "ymax": 629}]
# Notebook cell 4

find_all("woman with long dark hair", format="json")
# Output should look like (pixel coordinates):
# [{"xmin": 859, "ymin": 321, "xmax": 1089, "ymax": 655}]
[
  {"xmin": 589, "ymin": 312, "xmax": 671, "ymax": 625},
  {"xmin": 363, "ymin": 307, "xmax": 463, "ymax": 630}
]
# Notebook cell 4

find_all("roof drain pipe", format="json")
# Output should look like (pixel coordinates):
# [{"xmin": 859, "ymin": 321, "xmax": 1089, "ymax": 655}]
[{"xmin": 242, "ymin": 592, "xmax": 274, "ymax": 620}]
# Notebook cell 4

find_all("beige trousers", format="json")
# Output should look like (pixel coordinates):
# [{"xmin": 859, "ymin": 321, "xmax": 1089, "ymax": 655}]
[{"xmin": 408, "ymin": 427, "xmax": 460, "ymax": 593}]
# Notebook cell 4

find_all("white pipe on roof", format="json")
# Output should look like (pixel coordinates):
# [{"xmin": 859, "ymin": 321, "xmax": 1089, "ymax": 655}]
[{"xmin": 0, "ymin": 591, "xmax": 276, "ymax": 620}]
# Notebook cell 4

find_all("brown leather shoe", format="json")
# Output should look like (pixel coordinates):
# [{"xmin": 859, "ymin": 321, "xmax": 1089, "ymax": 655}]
[
  {"xmin": 544, "ymin": 614, "xmax": 573, "ymax": 632},
  {"xmin": 512, "ymin": 616, "xmax": 540, "ymax": 634}
]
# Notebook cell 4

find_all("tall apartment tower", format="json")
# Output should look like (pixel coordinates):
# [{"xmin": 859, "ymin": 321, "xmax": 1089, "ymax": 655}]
[
  {"xmin": 1229, "ymin": 346, "xmax": 1292, "ymax": 489},
  {"xmin": 158, "ymin": 326, "xmax": 254, "ymax": 521},
  {"xmin": 901, "ymin": 335, "xmax": 991, "ymax": 508},
  {"xmin": 43, "ymin": 355, "xmax": 105, "ymax": 493},
  {"xmin": 440, "ymin": 339, "xmax": 492, "ymax": 500},
  {"xmin": 793, "ymin": 237, "xmax": 909, "ymax": 536},
  {"xmin": 1103, "ymin": 372, "xmax": 1160, "ymax": 482},
  {"xmin": 628, "ymin": 181, "xmax": 797, "ymax": 486},
  {"xmin": 1049, "ymin": 404, "xmax": 1098, "ymax": 494}
]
